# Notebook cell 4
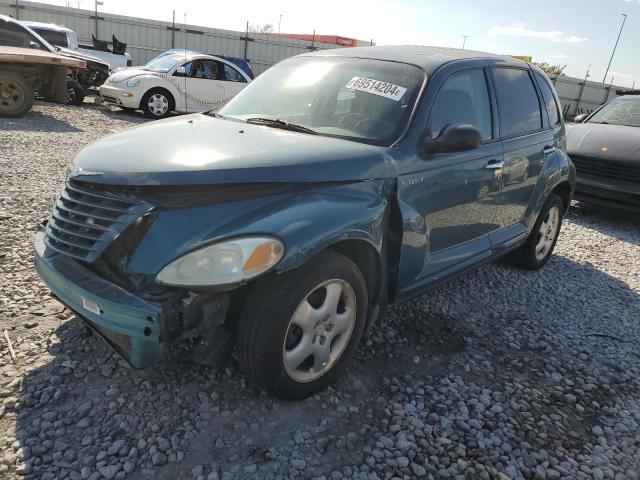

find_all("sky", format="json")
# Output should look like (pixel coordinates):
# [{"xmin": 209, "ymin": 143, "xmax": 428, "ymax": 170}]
[{"xmin": 38, "ymin": 0, "xmax": 640, "ymax": 87}]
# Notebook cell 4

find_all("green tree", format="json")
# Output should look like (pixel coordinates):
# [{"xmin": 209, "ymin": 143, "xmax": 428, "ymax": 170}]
[
  {"xmin": 534, "ymin": 62, "xmax": 567, "ymax": 76},
  {"xmin": 249, "ymin": 23, "xmax": 274, "ymax": 34}
]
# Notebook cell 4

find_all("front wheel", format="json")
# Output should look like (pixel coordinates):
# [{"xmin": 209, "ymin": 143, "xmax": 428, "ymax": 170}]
[
  {"xmin": 0, "ymin": 71, "xmax": 34, "ymax": 117},
  {"xmin": 66, "ymin": 79, "xmax": 85, "ymax": 105},
  {"xmin": 511, "ymin": 194, "xmax": 564, "ymax": 270},
  {"xmin": 237, "ymin": 250, "xmax": 368, "ymax": 400},
  {"xmin": 141, "ymin": 89, "xmax": 173, "ymax": 119}
]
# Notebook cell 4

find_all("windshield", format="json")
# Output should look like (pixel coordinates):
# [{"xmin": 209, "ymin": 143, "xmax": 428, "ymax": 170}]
[
  {"xmin": 219, "ymin": 56, "xmax": 425, "ymax": 146},
  {"xmin": 587, "ymin": 97, "xmax": 640, "ymax": 127},
  {"xmin": 142, "ymin": 54, "xmax": 183, "ymax": 73}
]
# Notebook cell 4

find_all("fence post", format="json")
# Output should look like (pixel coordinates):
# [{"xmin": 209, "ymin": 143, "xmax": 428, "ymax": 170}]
[
  {"xmin": 574, "ymin": 79, "xmax": 587, "ymax": 116},
  {"xmin": 244, "ymin": 21, "xmax": 249, "ymax": 60},
  {"xmin": 15, "ymin": 0, "xmax": 19, "ymax": 19}
]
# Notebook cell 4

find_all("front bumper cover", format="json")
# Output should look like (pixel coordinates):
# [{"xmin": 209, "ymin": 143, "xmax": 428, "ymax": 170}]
[
  {"xmin": 34, "ymin": 230, "xmax": 165, "ymax": 367},
  {"xmin": 575, "ymin": 175, "xmax": 640, "ymax": 211},
  {"xmin": 99, "ymin": 84, "xmax": 141, "ymax": 109}
]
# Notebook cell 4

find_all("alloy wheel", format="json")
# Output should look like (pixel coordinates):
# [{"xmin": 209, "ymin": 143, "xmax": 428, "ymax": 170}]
[
  {"xmin": 535, "ymin": 205, "xmax": 560, "ymax": 261},
  {"xmin": 283, "ymin": 279, "xmax": 357, "ymax": 383}
]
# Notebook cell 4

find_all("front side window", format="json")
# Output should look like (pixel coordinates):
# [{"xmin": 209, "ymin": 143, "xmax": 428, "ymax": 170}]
[
  {"xmin": 429, "ymin": 69, "xmax": 493, "ymax": 141},
  {"xmin": 219, "ymin": 56, "xmax": 425, "ymax": 146},
  {"xmin": 587, "ymin": 97, "xmax": 640, "ymax": 128},
  {"xmin": 0, "ymin": 20, "xmax": 37, "ymax": 48},
  {"xmin": 493, "ymin": 68, "xmax": 542, "ymax": 137},
  {"xmin": 191, "ymin": 60, "xmax": 220, "ymax": 80},
  {"xmin": 31, "ymin": 29, "xmax": 69, "ymax": 48},
  {"xmin": 223, "ymin": 64, "xmax": 246, "ymax": 82},
  {"xmin": 534, "ymin": 71, "xmax": 560, "ymax": 126}
]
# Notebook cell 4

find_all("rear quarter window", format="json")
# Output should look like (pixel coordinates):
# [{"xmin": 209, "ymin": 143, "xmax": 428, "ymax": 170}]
[
  {"xmin": 534, "ymin": 71, "xmax": 561, "ymax": 126},
  {"xmin": 32, "ymin": 29, "xmax": 69, "ymax": 48},
  {"xmin": 493, "ymin": 67, "xmax": 542, "ymax": 137}
]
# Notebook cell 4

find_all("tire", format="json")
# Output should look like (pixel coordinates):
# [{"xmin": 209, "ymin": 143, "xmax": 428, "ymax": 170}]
[
  {"xmin": 66, "ymin": 79, "xmax": 85, "ymax": 105},
  {"xmin": 141, "ymin": 88, "xmax": 174, "ymax": 119},
  {"xmin": 0, "ymin": 71, "xmax": 34, "ymax": 117},
  {"xmin": 511, "ymin": 194, "xmax": 564, "ymax": 270},
  {"xmin": 237, "ymin": 250, "xmax": 368, "ymax": 400}
]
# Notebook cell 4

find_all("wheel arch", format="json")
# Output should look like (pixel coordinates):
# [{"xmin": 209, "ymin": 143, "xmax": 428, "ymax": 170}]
[{"xmin": 551, "ymin": 180, "xmax": 572, "ymax": 213}]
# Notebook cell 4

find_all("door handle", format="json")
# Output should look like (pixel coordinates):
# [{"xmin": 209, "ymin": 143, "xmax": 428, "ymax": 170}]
[
  {"xmin": 543, "ymin": 146, "xmax": 557, "ymax": 155},
  {"xmin": 485, "ymin": 159, "xmax": 504, "ymax": 169}
]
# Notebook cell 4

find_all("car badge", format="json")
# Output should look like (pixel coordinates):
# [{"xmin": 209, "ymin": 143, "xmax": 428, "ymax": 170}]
[
  {"xmin": 600, "ymin": 146, "xmax": 609, "ymax": 152},
  {"xmin": 68, "ymin": 166, "xmax": 102, "ymax": 178}
]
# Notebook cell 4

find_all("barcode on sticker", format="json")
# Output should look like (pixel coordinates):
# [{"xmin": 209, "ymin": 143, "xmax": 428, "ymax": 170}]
[{"xmin": 345, "ymin": 77, "xmax": 407, "ymax": 101}]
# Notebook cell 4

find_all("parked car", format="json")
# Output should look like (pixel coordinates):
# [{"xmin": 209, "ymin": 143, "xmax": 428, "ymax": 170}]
[
  {"xmin": 21, "ymin": 20, "xmax": 131, "ymax": 70},
  {"xmin": 34, "ymin": 46, "xmax": 575, "ymax": 399},
  {"xmin": 568, "ymin": 94, "xmax": 640, "ymax": 211},
  {"xmin": 99, "ymin": 51, "xmax": 251, "ymax": 118},
  {"xmin": 0, "ymin": 15, "xmax": 110, "ymax": 105},
  {"xmin": 147, "ymin": 49, "xmax": 255, "ymax": 79}
]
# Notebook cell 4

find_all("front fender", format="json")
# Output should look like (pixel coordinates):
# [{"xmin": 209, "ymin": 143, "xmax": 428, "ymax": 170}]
[{"xmin": 126, "ymin": 180, "xmax": 392, "ymax": 277}]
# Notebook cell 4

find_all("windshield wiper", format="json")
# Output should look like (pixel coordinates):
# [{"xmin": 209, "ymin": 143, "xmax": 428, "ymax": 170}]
[{"xmin": 245, "ymin": 117, "xmax": 318, "ymax": 135}]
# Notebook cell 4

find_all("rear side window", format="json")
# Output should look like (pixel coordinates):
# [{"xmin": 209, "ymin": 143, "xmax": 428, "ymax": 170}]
[
  {"xmin": 493, "ymin": 68, "xmax": 542, "ymax": 137},
  {"xmin": 223, "ymin": 64, "xmax": 246, "ymax": 83},
  {"xmin": 534, "ymin": 71, "xmax": 560, "ymax": 126},
  {"xmin": 429, "ymin": 69, "xmax": 493, "ymax": 141}
]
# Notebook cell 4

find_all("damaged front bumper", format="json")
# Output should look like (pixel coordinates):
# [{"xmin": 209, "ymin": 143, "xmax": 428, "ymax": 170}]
[{"xmin": 34, "ymin": 230, "xmax": 165, "ymax": 367}]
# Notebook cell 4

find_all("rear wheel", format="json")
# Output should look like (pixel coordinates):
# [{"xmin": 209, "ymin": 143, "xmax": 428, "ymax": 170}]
[
  {"xmin": 511, "ymin": 194, "xmax": 564, "ymax": 270},
  {"xmin": 237, "ymin": 250, "xmax": 368, "ymax": 400},
  {"xmin": 66, "ymin": 79, "xmax": 85, "ymax": 105},
  {"xmin": 0, "ymin": 71, "xmax": 34, "ymax": 117},
  {"xmin": 141, "ymin": 88, "xmax": 173, "ymax": 119}
]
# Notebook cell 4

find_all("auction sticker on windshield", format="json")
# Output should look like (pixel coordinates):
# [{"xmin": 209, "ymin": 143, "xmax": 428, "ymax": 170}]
[{"xmin": 345, "ymin": 77, "xmax": 407, "ymax": 101}]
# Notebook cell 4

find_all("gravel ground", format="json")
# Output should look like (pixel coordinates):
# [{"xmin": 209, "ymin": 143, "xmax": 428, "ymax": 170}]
[{"xmin": 1, "ymin": 101, "xmax": 640, "ymax": 480}]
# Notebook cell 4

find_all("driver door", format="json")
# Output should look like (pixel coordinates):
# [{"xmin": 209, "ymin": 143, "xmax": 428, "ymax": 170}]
[
  {"xmin": 178, "ymin": 60, "xmax": 226, "ymax": 111},
  {"xmin": 396, "ymin": 67, "xmax": 503, "ymax": 296}
]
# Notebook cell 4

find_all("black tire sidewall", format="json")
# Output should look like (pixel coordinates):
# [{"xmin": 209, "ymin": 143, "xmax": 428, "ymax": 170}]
[
  {"xmin": 0, "ymin": 72, "xmax": 34, "ymax": 117},
  {"xmin": 141, "ymin": 88, "xmax": 173, "ymax": 119},
  {"xmin": 520, "ymin": 194, "xmax": 564, "ymax": 270},
  {"xmin": 66, "ymin": 80, "xmax": 85, "ymax": 105},
  {"xmin": 239, "ymin": 250, "xmax": 368, "ymax": 400}
]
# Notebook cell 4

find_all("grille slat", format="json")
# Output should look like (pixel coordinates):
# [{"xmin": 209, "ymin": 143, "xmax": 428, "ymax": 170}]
[
  {"xmin": 61, "ymin": 188, "xmax": 132, "ymax": 214},
  {"xmin": 572, "ymin": 155, "xmax": 640, "ymax": 183},
  {"xmin": 45, "ymin": 180, "xmax": 150, "ymax": 262}
]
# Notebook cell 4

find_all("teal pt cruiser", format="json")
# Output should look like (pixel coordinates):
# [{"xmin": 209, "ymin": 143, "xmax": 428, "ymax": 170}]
[{"xmin": 35, "ymin": 46, "xmax": 575, "ymax": 399}]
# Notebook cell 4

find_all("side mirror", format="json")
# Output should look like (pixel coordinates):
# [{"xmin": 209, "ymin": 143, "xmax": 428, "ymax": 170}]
[
  {"xmin": 573, "ymin": 113, "xmax": 588, "ymax": 123},
  {"xmin": 29, "ymin": 41, "xmax": 41, "ymax": 49},
  {"xmin": 421, "ymin": 123, "xmax": 482, "ymax": 155},
  {"xmin": 174, "ymin": 66, "xmax": 186, "ymax": 77}
]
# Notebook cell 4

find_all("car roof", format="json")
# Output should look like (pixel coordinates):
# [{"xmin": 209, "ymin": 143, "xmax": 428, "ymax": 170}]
[
  {"xmin": 301, "ymin": 45, "xmax": 528, "ymax": 74},
  {"xmin": 20, "ymin": 20, "xmax": 73, "ymax": 33}
]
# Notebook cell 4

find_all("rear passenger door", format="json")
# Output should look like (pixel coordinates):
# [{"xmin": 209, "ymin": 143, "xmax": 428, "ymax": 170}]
[{"xmin": 490, "ymin": 67, "xmax": 554, "ymax": 246}]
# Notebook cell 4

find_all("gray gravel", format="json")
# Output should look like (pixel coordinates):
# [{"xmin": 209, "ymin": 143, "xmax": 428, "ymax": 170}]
[{"xmin": 1, "ymin": 101, "xmax": 640, "ymax": 479}]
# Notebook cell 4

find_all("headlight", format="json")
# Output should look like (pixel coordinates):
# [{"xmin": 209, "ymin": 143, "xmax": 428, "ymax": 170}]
[
  {"xmin": 125, "ymin": 77, "xmax": 141, "ymax": 87},
  {"xmin": 156, "ymin": 236, "xmax": 284, "ymax": 287}
]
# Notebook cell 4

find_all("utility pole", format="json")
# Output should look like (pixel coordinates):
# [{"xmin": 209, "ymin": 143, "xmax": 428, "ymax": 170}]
[
  {"xmin": 602, "ymin": 13, "xmax": 627, "ymax": 84},
  {"xmin": 94, "ymin": 0, "xmax": 98, "ymax": 39},
  {"xmin": 278, "ymin": 14, "xmax": 283, "ymax": 33},
  {"xmin": 462, "ymin": 35, "xmax": 468, "ymax": 49}
]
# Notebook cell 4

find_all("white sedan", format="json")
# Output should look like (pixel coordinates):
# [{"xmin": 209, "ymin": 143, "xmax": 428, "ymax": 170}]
[{"xmin": 99, "ymin": 52, "xmax": 251, "ymax": 118}]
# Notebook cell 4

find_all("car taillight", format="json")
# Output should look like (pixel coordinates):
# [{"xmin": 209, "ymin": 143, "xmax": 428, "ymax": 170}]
[{"xmin": 127, "ymin": 59, "xmax": 132, "ymax": 67}]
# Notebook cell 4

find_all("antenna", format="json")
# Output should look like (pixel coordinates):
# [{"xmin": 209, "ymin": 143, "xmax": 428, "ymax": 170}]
[{"xmin": 184, "ymin": 12, "xmax": 188, "ymax": 113}]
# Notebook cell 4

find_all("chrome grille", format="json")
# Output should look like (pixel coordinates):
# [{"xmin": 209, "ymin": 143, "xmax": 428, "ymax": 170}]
[
  {"xmin": 45, "ymin": 179, "xmax": 150, "ymax": 262},
  {"xmin": 571, "ymin": 155, "xmax": 640, "ymax": 183}
]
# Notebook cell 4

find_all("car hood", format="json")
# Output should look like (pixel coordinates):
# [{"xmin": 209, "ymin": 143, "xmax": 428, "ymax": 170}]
[
  {"xmin": 71, "ymin": 114, "xmax": 396, "ymax": 185},
  {"xmin": 566, "ymin": 123, "xmax": 640, "ymax": 161},
  {"xmin": 106, "ymin": 68, "xmax": 155, "ymax": 83},
  {"xmin": 58, "ymin": 47, "xmax": 110, "ymax": 69}
]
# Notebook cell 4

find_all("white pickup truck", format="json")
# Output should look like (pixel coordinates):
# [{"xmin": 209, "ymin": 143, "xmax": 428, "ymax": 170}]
[{"xmin": 21, "ymin": 21, "xmax": 132, "ymax": 70}]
